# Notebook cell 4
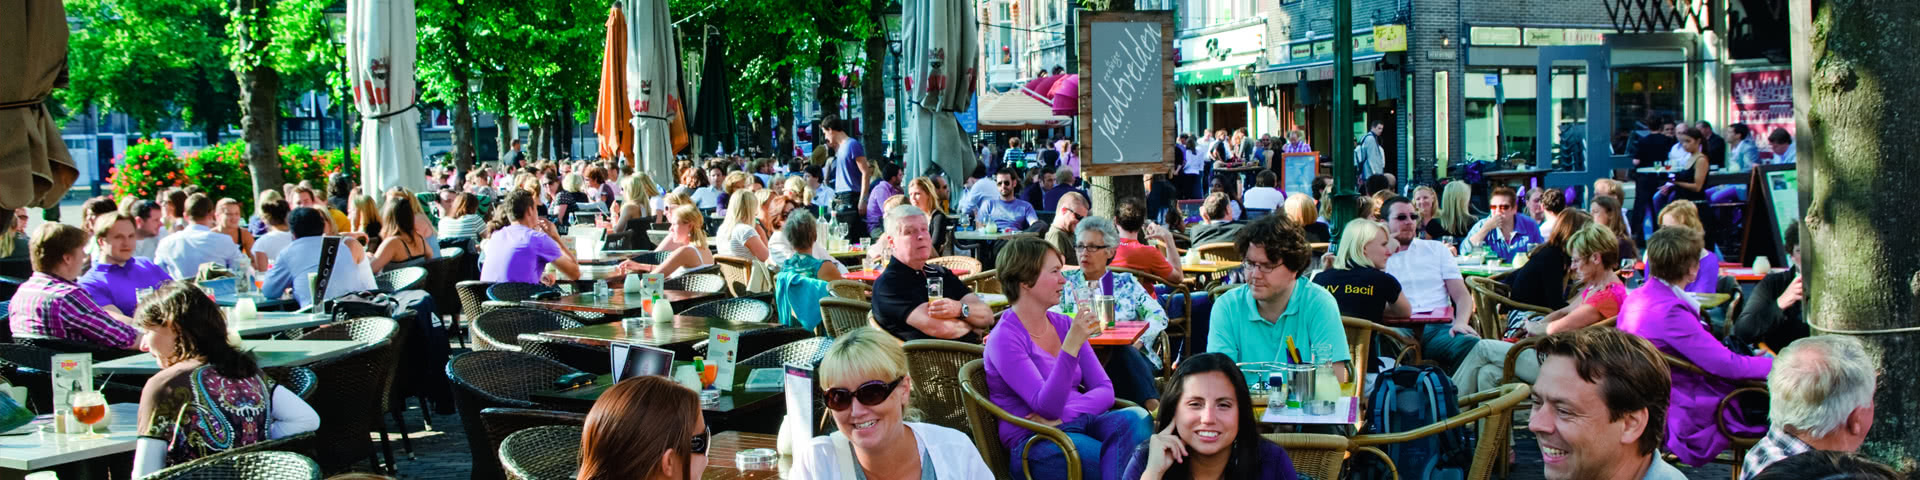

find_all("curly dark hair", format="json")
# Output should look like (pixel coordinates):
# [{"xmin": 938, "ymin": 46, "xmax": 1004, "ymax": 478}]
[{"xmin": 1232, "ymin": 215, "xmax": 1311, "ymax": 278}]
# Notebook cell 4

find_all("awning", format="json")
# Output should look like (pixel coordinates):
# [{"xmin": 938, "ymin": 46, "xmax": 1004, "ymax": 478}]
[
  {"xmin": 977, "ymin": 88, "xmax": 1069, "ymax": 131},
  {"xmin": 1253, "ymin": 54, "xmax": 1385, "ymax": 86},
  {"xmin": 1175, "ymin": 61, "xmax": 1252, "ymax": 86}
]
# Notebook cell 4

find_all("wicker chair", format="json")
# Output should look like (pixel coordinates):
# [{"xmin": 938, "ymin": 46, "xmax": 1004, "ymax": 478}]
[
  {"xmin": 141, "ymin": 451, "xmax": 323, "ymax": 480},
  {"xmin": 1109, "ymin": 266, "xmax": 1188, "ymax": 367},
  {"xmin": 712, "ymin": 255, "xmax": 755, "ymax": 295},
  {"xmin": 1262, "ymin": 433, "xmax": 1397, "ymax": 480},
  {"xmin": 471, "ymin": 307, "xmax": 586, "ymax": 352},
  {"xmin": 1342, "ymin": 316, "xmax": 1427, "ymax": 396},
  {"xmin": 140, "ymin": 432, "xmax": 319, "ymax": 480},
  {"xmin": 1661, "ymin": 352, "xmax": 1769, "ymax": 473},
  {"xmin": 663, "ymin": 271, "xmax": 728, "ymax": 293},
  {"xmin": 373, "ymin": 265, "xmax": 429, "ymax": 293},
  {"xmin": 294, "ymin": 317, "xmax": 401, "ymax": 474},
  {"xmin": 826, "ymin": 279, "xmax": 872, "ymax": 301},
  {"xmin": 1465, "ymin": 276, "xmax": 1551, "ymax": 342},
  {"xmin": 263, "ymin": 366, "xmax": 319, "ymax": 400},
  {"xmin": 1352, "ymin": 383, "xmax": 1532, "ymax": 480},
  {"xmin": 902, "ymin": 340, "xmax": 984, "ymax": 433},
  {"xmin": 454, "ymin": 280, "xmax": 498, "ymax": 348},
  {"xmin": 927, "ymin": 255, "xmax": 983, "ymax": 274},
  {"xmin": 498, "ymin": 425, "xmax": 584, "ymax": 480},
  {"xmin": 958, "ymin": 359, "xmax": 1140, "ymax": 480},
  {"xmin": 819, "ymin": 298, "xmax": 874, "ymax": 338},
  {"xmin": 521, "ymin": 339, "xmax": 612, "ymax": 375},
  {"xmin": 479, "ymin": 407, "xmax": 588, "ymax": 462},
  {"xmin": 1190, "ymin": 242, "xmax": 1242, "ymax": 262},
  {"xmin": 488, "ymin": 282, "xmax": 558, "ymax": 303},
  {"xmin": 681, "ymin": 297, "xmax": 775, "ymax": 324},
  {"xmin": 446, "ymin": 351, "xmax": 586, "ymax": 480},
  {"xmin": 959, "ymin": 269, "xmax": 1001, "ymax": 295},
  {"xmin": 738, "ymin": 337, "xmax": 837, "ymax": 371}
]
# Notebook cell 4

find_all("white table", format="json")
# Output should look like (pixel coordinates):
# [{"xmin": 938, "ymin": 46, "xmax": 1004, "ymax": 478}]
[
  {"xmin": 0, "ymin": 403, "xmax": 140, "ymax": 472},
  {"xmin": 94, "ymin": 340, "xmax": 381, "ymax": 375},
  {"xmin": 229, "ymin": 313, "xmax": 332, "ymax": 337}
]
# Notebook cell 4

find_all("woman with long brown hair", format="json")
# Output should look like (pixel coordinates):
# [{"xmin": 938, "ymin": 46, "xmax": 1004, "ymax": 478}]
[{"xmin": 576, "ymin": 376, "xmax": 707, "ymax": 480}]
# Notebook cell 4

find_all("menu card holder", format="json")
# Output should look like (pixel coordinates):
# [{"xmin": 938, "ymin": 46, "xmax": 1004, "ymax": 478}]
[{"xmin": 707, "ymin": 328, "xmax": 739, "ymax": 392}]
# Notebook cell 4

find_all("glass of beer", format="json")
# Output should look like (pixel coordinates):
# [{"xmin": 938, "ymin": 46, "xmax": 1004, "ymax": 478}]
[{"xmin": 69, "ymin": 390, "xmax": 107, "ymax": 439}]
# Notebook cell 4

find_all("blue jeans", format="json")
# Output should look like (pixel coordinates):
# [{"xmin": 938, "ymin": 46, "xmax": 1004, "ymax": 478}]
[
  {"xmin": 1107, "ymin": 348, "xmax": 1160, "ymax": 405},
  {"xmin": 1008, "ymin": 407, "xmax": 1152, "ymax": 480}
]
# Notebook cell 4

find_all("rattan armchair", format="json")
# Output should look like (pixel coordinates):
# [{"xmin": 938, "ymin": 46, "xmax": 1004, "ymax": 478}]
[
  {"xmin": 1662, "ymin": 352, "xmax": 1769, "ymax": 474},
  {"xmin": 1351, "ymin": 383, "xmax": 1533, "ymax": 480},
  {"xmin": 827, "ymin": 279, "xmax": 873, "ymax": 301},
  {"xmin": 294, "ymin": 317, "xmax": 401, "ymax": 474},
  {"xmin": 738, "ymin": 337, "xmax": 836, "ymax": 371},
  {"xmin": 373, "ymin": 265, "xmax": 428, "ymax": 293},
  {"xmin": 928, "ymin": 255, "xmax": 984, "ymax": 274},
  {"xmin": 487, "ymin": 282, "xmax": 557, "ymax": 303},
  {"xmin": 498, "ymin": 425, "xmax": 584, "ymax": 480},
  {"xmin": 958, "ymin": 359, "xmax": 1140, "ymax": 480},
  {"xmin": 902, "ymin": 340, "xmax": 985, "ymax": 433},
  {"xmin": 521, "ymin": 339, "xmax": 612, "ymax": 375},
  {"xmin": 454, "ymin": 280, "xmax": 498, "ymax": 348},
  {"xmin": 141, "ymin": 450, "xmax": 323, "ymax": 480},
  {"xmin": 446, "ymin": 351, "xmax": 586, "ymax": 480},
  {"xmin": 1262, "ymin": 433, "xmax": 1396, "ymax": 480},
  {"xmin": 263, "ymin": 366, "xmax": 319, "ymax": 400},
  {"xmin": 1465, "ymin": 276, "xmax": 1552, "ymax": 342},
  {"xmin": 481, "ymin": 407, "xmax": 588, "ymax": 479},
  {"xmin": 663, "ymin": 271, "xmax": 728, "ymax": 293},
  {"xmin": 471, "ymin": 307, "xmax": 586, "ymax": 352},
  {"xmin": 819, "ymin": 297, "xmax": 875, "ymax": 338},
  {"xmin": 14, "ymin": 335, "xmax": 141, "ymax": 361},
  {"xmin": 1190, "ymin": 242, "xmax": 1242, "ymax": 262},
  {"xmin": 1342, "ymin": 316, "xmax": 1427, "ymax": 396},
  {"xmin": 713, "ymin": 255, "xmax": 755, "ymax": 296},
  {"xmin": 960, "ymin": 269, "xmax": 1002, "ymax": 295},
  {"xmin": 681, "ymin": 297, "xmax": 775, "ymax": 324}
]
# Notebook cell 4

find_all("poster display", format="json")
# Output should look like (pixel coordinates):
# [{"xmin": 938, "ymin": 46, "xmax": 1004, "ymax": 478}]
[{"xmin": 1732, "ymin": 69, "xmax": 1793, "ymax": 138}]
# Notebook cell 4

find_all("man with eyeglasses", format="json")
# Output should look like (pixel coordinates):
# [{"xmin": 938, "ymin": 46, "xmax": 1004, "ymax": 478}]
[
  {"xmin": 1205, "ymin": 215, "xmax": 1351, "ymax": 383},
  {"xmin": 974, "ymin": 170, "xmax": 1039, "ymax": 233},
  {"xmin": 1045, "ymin": 191, "xmax": 1089, "ymax": 266},
  {"xmin": 1466, "ymin": 186, "xmax": 1543, "ymax": 262},
  {"xmin": 1380, "ymin": 195, "xmax": 1481, "ymax": 368},
  {"xmin": 872, "ymin": 205, "xmax": 995, "ymax": 342}
]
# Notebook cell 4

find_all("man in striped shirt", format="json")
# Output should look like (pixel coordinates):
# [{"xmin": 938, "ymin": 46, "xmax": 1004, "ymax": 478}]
[{"xmin": 7, "ymin": 223, "xmax": 142, "ymax": 350}]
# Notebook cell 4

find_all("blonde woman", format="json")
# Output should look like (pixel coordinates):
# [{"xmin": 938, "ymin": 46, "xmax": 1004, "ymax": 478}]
[
  {"xmin": 1649, "ymin": 201, "xmax": 1721, "ymax": 293},
  {"xmin": 791, "ymin": 327, "xmax": 993, "ymax": 479},
  {"xmin": 907, "ymin": 178, "xmax": 950, "ymax": 253},
  {"xmin": 783, "ymin": 175, "xmax": 815, "ymax": 212},
  {"xmin": 1312, "ymin": 219, "xmax": 1412, "ymax": 323},
  {"xmin": 1283, "ymin": 193, "xmax": 1330, "ymax": 243},
  {"xmin": 1451, "ymin": 223, "xmax": 1626, "ymax": 395},
  {"xmin": 1411, "ymin": 185, "xmax": 1439, "ymax": 239},
  {"xmin": 607, "ymin": 173, "xmax": 660, "ymax": 251},
  {"xmin": 617, "ymin": 205, "xmax": 713, "ymax": 278},
  {"xmin": 347, "ymin": 194, "xmax": 380, "ymax": 244},
  {"xmin": 1430, "ymin": 181, "xmax": 1477, "ymax": 240},
  {"xmin": 716, "ymin": 189, "xmax": 770, "ymax": 262}
]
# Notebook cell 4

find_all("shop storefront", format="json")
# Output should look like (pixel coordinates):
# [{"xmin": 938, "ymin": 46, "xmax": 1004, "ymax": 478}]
[
  {"xmin": 1175, "ymin": 21, "xmax": 1263, "ymax": 138},
  {"xmin": 1251, "ymin": 27, "xmax": 1404, "ymax": 167}
]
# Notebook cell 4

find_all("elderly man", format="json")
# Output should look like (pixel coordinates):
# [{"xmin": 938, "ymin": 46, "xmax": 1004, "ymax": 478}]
[
  {"xmin": 1380, "ymin": 196, "xmax": 1479, "ymax": 367},
  {"xmin": 1530, "ymin": 327, "xmax": 1685, "ymax": 480},
  {"xmin": 8, "ymin": 223, "xmax": 141, "ymax": 351},
  {"xmin": 153, "ymin": 193, "xmax": 254, "ymax": 279},
  {"xmin": 1045, "ymin": 191, "xmax": 1089, "ymax": 266},
  {"xmin": 1739, "ymin": 336, "xmax": 1878, "ymax": 480},
  {"xmin": 974, "ymin": 170, "xmax": 1039, "ymax": 232},
  {"xmin": 871, "ymin": 205, "xmax": 995, "ymax": 342},
  {"xmin": 77, "ymin": 213, "xmax": 173, "ymax": 316}
]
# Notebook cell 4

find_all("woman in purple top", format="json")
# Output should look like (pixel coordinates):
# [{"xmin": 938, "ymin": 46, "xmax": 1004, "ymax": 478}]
[
  {"xmin": 1617, "ymin": 227, "xmax": 1770, "ymax": 466},
  {"xmin": 479, "ymin": 190, "xmax": 580, "ymax": 285},
  {"xmin": 1647, "ymin": 201, "xmax": 1722, "ymax": 293},
  {"xmin": 1124, "ymin": 353, "xmax": 1297, "ymax": 480},
  {"xmin": 984, "ymin": 238, "xmax": 1152, "ymax": 480}
]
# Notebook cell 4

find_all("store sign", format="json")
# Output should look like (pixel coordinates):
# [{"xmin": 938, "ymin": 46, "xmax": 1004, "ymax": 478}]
[
  {"xmin": 1177, "ymin": 25, "xmax": 1263, "ymax": 67},
  {"xmin": 1373, "ymin": 25, "xmax": 1407, "ymax": 52},
  {"xmin": 1731, "ymin": 68, "xmax": 1794, "ymax": 137},
  {"xmin": 1523, "ymin": 28, "xmax": 1606, "ymax": 46}
]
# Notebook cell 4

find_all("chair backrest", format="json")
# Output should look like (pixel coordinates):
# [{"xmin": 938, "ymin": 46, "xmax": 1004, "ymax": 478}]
[
  {"xmin": 826, "ymin": 279, "xmax": 872, "ymax": 301},
  {"xmin": 680, "ymin": 297, "xmax": 774, "ymax": 324},
  {"xmin": 455, "ymin": 280, "xmax": 499, "ymax": 321},
  {"xmin": 481, "ymin": 407, "xmax": 587, "ymax": 472},
  {"xmin": 446, "ymin": 351, "xmax": 585, "ymax": 480},
  {"xmin": 142, "ymin": 450, "xmax": 322, "ymax": 480},
  {"xmin": 487, "ymin": 282, "xmax": 557, "ymax": 303},
  {"xmin": 471, "ymin": 307, "xmax": 586, "ymax": 352},
  {"xmin": 902, "ymin": 340, "xmax": 985, "ymax": 433},
  {"xmin": 663, "ymin": 271, "xmax": 727, "ymax": 293},
  {"xmin": 959, "ymin": 269, "xmax": 1001, "ymax": 295},
  {"xmin": 13, "ymin": 336, "xmax": 141, "ymax": 361},
  {"xmin": 1244, "ymin": 207, "xmax": 1273, "ymax": 220},
  {"xmin": 1263, "ymin": 433, "xmax": 1355, "ymax": 480},
  {"xmin": 1193, "ymin": 242, "xmax": 1242, "ymax": 262},
  {"xmin": 1352, "ymin": 383, "xmax": 1532, "ymax": 480},
  {"xmin": 712, "ymin": 255, "xmax": 755, "ymax": 296},
  {"xmin": 957, "ymin": 359, "xmax": 1010, "ymax": 479},
  {"xmin": 263, "ymin": 366, "xmax": 319, "ymax": 401},
  {"xmin": 819, "ymin": 297, "xmax": 875, "ymax": 338},
  {"xmin": 498, "ymin": 425, "xmax": 584, "ymax": 480},
  {"xmin": 738, "ymin": 336, "xmax": 836, "ymax": 370},
  {"xmin": 299, "ymin": 317, "xmax": 401, "ymax": 473},
  {"xmin": 374, "ymin": 265, "xmax": 429, "ymax": 293},
  {"xmin": 927, "ymin": 255, "xmax": 983, "ymax": 274}
]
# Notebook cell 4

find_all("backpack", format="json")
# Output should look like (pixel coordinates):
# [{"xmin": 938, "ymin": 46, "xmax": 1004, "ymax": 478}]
[
  {"xmin": 322, "ymin": 290, "xmax": 402, "ymax": 323},
  {"xmin": 1356, "ymin": 364, "xmax": 1475, "ymax": 480}
]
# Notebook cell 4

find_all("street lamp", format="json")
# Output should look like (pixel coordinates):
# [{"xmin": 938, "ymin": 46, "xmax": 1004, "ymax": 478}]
[
  {"xmin": 884, "ymin": 0, "xmax": 904, "ymax": 155},
  {"xmin": 324, "ymin": 1, "xmax": 349, "ymax": 150}
]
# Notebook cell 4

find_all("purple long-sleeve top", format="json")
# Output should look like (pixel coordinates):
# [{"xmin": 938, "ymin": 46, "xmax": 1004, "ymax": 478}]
[
  {"xmin": 1617, "ymin": 278, "xmax": 1772, "ymax": 466},
  {"xmin": 983, "ymin": 309, "xmax": 1115, "ymax": 451},
  {"xmin": 1641, "ymin": 249, "xmax": 1723, "ymax": 294}
]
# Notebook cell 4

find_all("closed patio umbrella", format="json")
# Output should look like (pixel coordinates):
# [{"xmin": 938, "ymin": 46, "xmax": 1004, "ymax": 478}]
[
  {"xmin": 626, "ymin": 0, "xmax": 681, "ymax": 194},
  {"xmin": 901, "ymin": 0, "xmax": 979, "ymax": 192},
  {"xmin": 691, "ymin": 30, "xmax": 735, "ymax": 153},
  {"xmin": 347, "ymin": 0, "xmax": 426, "ymax": 195},
  {"xmin": 594, "ymin": 4, "xmax": 634, "ymax": 163},
  {"xmin": 0, "ymin": 0, "xmax": 76, "ymax": 209}
]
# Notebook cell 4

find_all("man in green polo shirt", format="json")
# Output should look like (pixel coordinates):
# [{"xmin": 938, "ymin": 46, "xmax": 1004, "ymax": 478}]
[{"xmin": 1206, "ymin": 215, "xmax": 1352, "ymax": 383}]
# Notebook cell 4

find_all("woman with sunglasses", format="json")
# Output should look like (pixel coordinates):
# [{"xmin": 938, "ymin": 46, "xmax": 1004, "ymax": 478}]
[
  {"xmin": 792, "ymin": 327, "xmax": 993, "ymax": 479},
  {"xmin": 1055, "ymin": 215, "xmax": 1168, "ymax": 411},
  {"xmin": 1124, "ymin": 352, "xmax": 1298, "ymax": 480},
  {"xmin": 986, "ymin": 237, "xmax": 1153, "ymax": 480},
  {"xmin": 577, "ymin": 376, "xmax": 708, "ymax": 480}
]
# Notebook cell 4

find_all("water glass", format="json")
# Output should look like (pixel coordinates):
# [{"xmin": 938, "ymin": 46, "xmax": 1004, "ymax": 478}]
[{"xmin": 925, "ymin": 277, "xmax": 943, "ymax": 302}]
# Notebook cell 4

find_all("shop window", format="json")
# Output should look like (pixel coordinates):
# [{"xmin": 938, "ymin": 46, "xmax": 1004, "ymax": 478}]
[{"xmin": 1610, "ymin": 67, "xmax": 1684, "ymax": 154}]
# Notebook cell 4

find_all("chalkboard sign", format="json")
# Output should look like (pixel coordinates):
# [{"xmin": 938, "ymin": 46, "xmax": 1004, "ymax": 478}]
[
  {"xmin": 1737, "ymin": 163, "xmax": 1801, "ymax": 266},
  {"xmin": 1078, "ymin": 11, "xmax": 1174, "ymax": 178},
  {"xmin": 1280, "ymin": 151, "xmax": 1320, "ymax": 196}
]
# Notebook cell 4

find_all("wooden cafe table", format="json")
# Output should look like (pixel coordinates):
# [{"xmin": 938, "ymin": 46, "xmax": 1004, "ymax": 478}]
[{"xmin": 1379, "ymin": 306, "xmax": 1454, "ymax": 328}]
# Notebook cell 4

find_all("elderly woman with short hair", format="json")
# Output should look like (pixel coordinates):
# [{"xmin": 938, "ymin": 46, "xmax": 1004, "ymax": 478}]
[{"xmin": 1052, "ymin": 215, "xmax": 1169, "ymax": 411}]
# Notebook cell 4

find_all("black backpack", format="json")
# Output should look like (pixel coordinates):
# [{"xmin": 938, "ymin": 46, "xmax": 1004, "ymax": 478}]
[
  {"xmin": 322, "ymin": 290, "xmax": 401, "ymax": 323},
  {"xmin": 1355, "ymin": 364, "xmax": 1475, "ymax": 480}
]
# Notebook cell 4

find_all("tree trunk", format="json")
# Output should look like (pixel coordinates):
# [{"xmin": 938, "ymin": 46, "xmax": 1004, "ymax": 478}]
[
  {"xmin": 1798, "ymin": 0, "xmax": 1920, "ymax": 470},
  {"xmin": 527, "ymin": 118, "xmax": 544, "ymax": 164},
  {"xmin": 817, "ymin": 43, "xmax": 842, "ymax": 119},
  {"xmin": 862, "ymin": 27, "xmax": 886, "ymax": 160},
  {"xmin": 1091, "ymin": 175, "xmax": 1144, "ymax": 220},
  {"xmin": 777, "ymin": 63, "xmax": 795, "ymax": 157},
  {"xmin": 497, "ymin": 112, "xmax": 516, "ymax": 162},
  {"xmin": 449, "ymin": 0, "xmax": 475, "ymax": 176},
  {"xmin": 235, "ymin": 0, "xmax": 284, "ymax": 194}
]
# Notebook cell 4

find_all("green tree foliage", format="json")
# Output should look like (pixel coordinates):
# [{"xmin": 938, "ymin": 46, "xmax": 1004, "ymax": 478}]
[{"xmin": 62, "ymin": 0, "xmax": 237, "ymax": 138}]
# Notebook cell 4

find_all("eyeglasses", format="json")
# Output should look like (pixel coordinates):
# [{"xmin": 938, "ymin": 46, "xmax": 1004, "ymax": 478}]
[
  {"xmin": 1488, "ymin": 204, "xmax": 1514, "ymax": 211},
  {"xmin": 824, "ymin": 376, "xmax": 905, "ymax": 411},
  {"xmin": 1073, "ymin": 244, "xmax": 1111, "ymax": 252},
  {"xmin": 689, "ymin": 424, "xmax": 711, "ymax": 454},
  {"xmin": 1243, "ymin": 261, "xmax": 1286, "ymax": 274},
  {"xmin": 997, "ymin": 180, "xmax": 1016, "ymax": 186},
  {"xmin": 1389, "ymin": 214, "xmax": 1418, "ymax": 221}
]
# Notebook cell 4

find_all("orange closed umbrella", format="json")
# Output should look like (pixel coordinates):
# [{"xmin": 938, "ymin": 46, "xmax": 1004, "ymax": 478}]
[{"xmin": 594, "ymin": 4, "xmax": 634, "ymax": 164}]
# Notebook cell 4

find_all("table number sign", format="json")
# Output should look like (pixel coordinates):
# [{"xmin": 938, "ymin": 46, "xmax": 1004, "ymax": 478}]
[
  {"xmin": 708, "ymin": 328, "xmax": 740, "ymax": 392},
  {"xmin": 51, "ymin": 354, "xmax": 92, "ymax": 433}
]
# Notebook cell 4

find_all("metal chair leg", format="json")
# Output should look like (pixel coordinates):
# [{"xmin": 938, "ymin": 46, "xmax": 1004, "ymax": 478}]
[
  {"xmin": 391, "ymin": 403, "xmax": 416, "ymax": 457},
  {"xmin": 376, "ymin": 419, "xmax": 398, "ymax": 473}
]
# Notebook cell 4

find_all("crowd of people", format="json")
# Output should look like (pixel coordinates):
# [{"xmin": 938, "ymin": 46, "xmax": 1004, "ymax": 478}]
[{"xmin": 0, "ymin": 109, "xmax": 1887, "ymax": 480}]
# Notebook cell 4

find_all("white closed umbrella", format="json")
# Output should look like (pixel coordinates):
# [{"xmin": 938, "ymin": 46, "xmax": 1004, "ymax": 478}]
[
  {"xmin": 901, "ymin": 0, "xmax": 979, "ymax": 192},
  {"xmin": 347, "ymin": 0, "xmax": 426, "ymax": 195},
  {"xmin": 626, "ymin": 0, "xmax": 680, "ymax": 193}
]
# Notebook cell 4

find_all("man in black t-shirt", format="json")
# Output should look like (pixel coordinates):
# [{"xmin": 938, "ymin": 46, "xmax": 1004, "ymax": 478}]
[
  {"xmin": 1311, "ymin": 221, "xmax": 1410, "ymax": 323},
  {"xmin": 871, "ymin": 204, "xmax": 995, "ymax": 342}
]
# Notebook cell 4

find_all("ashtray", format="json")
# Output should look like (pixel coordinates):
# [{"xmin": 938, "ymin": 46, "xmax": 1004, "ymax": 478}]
[
  {"xmin": 735, "ymin": 448, "xmax": 779, "ymax": 470},
  {"xmin": 1305, "ymin": 400, "xmax": 1336, "ymax": 416}
]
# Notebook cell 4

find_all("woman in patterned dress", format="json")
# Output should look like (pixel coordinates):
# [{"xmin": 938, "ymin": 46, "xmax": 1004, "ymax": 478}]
[{"xmin": 130, "ymin": 282, "xmax": 320, "ymax": 477}]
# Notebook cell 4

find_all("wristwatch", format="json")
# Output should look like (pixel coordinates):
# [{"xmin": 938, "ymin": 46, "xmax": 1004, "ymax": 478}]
[{"xmin": 961, "ymin": 303, "xmax": 972, "ymax": 318}]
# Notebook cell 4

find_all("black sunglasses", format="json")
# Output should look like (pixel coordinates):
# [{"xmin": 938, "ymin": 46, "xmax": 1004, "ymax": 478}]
[
  {"xmin": 824, "ymin": 376, "xmax": 905, "ymax": 411},
  {"xmin": 690, "ymin": 424, "xmax": 711, "ymax": 454}
]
